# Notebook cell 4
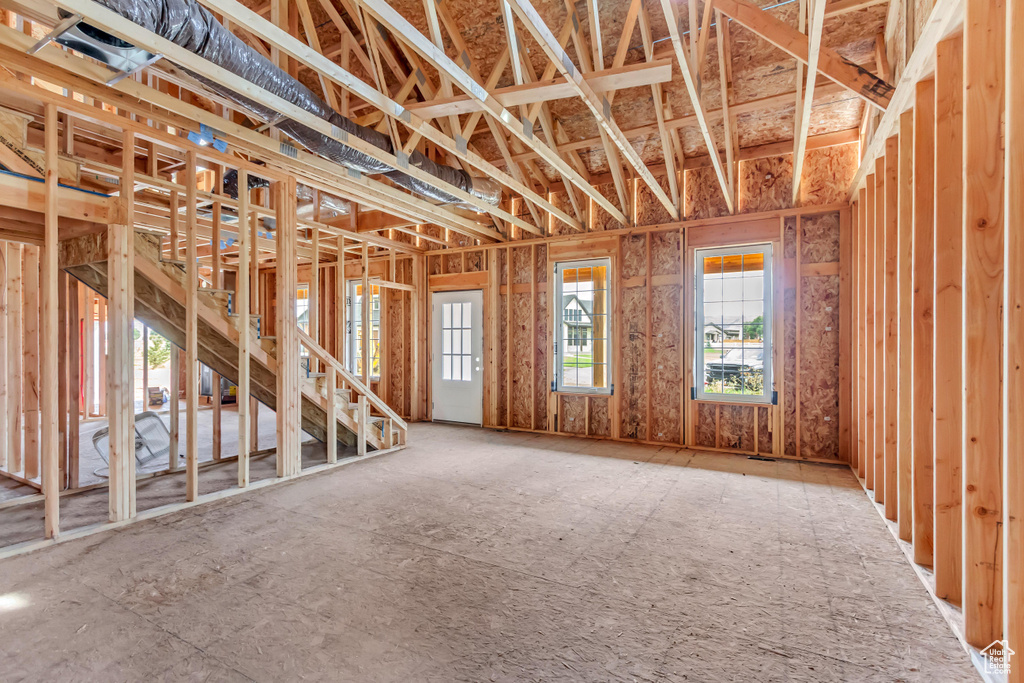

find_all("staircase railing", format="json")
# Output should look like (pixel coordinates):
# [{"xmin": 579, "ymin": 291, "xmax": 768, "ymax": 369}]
[{"xmin": 295, "ymin": 328, "xmax": 408, "ymax": 452}]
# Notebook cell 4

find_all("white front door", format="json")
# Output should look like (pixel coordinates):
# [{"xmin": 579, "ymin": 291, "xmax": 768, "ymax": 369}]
[{"xmin": 431, "ymin": 290, "xmax": 484, "ymax": 424}]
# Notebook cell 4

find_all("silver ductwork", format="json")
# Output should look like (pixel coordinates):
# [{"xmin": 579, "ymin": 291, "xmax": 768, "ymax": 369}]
[{"xmin": 64, "ymin": 0, "xmax": 501, "ymax": 207}]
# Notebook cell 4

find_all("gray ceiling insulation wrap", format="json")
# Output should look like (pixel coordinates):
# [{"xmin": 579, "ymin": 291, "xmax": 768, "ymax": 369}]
[{"xmin": 76, "ymin": 0, "xmax": 502, "ymax": 207}]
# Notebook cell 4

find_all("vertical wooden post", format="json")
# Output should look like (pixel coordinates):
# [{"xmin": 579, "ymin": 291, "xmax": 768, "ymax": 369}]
[
  {"xmin": 97, "ymin": 296, "xmax": 106, "ymax": 416},
  {"xmin": 838, "ymin": 206, "xmax": 852, "ymax": 463},
  {"xmin": 857, "ymin": 187, "xmax": 868, "ymax": 479},
  {"xmin": 212, "ymin": 179, "xmax": 222, "ymax": 461},
  {"xmin": 897, "ymin": 111, "xmax": 914, "ymax": 541},
  {"xmin": 107, "ymin": 129, "xmax": 136, "ymax": 521},
  {"xmin": 864, "ymin": 175, "xmax": 875, "ymax": 490},
  {"xmin": 933, "ymin": 34, "xmax": 963, "ymax": 606},
  {"xmin": 357, "ymin": 394, "xmax": 367, "ymax": 456},
  {"xmin": 68, "ymin": 279, "xmax": 80, "ymax": 489},
  {"xmin": 0, "ymin": 243, "xmax": 7, "ymax": 472},
  {"xmin": 310, "ymin": 226, "xmax": 319, "ymax": 370},
  {"xmin": 411, "ymin": 252, "xmax": 423, "ymax": 421},
  {"xmin": 883, "ymin": 137, "xmax": 898, "ymax": 520},
  {"xmin": 912, "ymin": 78, "xmax": 936, "ymax": 566},
  {"xmin": 276, "ymin": 178, "xmax": 301, "ymax": 477},
  {"xmin": 81, "ymin": 286, "xmax": 91, "ymax": 418},
  {"xmin": 169, "ymin": 348, "xmax": 179, "ymax": 471},
  {"xmin": 361, "ymin": 242, "xmax": 370, "ymax": 386},
  {"xmin": 23, "ymin": 245, "xmax": 39, "ymax": 480},
  {"xmin": 874, "ymin": 158, "xmax": 884, "ymax": 501},
  {"xmin": 8, "ymin": 244, "xmax": 21, "ymax": 474},
  {"xmin": 963, "ymin": 0, "xmax": 1005, "ymax": 648},
  {"xmin": 185, "ymin": 150, "xmax": 199, "ymax": 501},
  {"xmin": 41, "ymin": 103, "xmax": 60, "ymax": 537},
  {"xmin": 1004, "ymin": 0, "xmax": 1024, "ymax": 670},
  {"xmin": 237, "ymin": 169, "xmax": 250, "ymax": 487},
  {"xmin": 336, "ymin": 234, "xmax": 345, "ymax": 364},
  {"xmin": 326, "ymin": 366, "xmax": 337, "ymax": 463}
]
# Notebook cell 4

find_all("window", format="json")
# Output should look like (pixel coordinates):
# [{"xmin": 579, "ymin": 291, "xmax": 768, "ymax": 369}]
[
  {"xmin": 347, "ymin": 281, "xmax": 380, "ymax": 378},
  {"xmin": 695, "ymin": 244, "xmax": 773, "ymax": 403},
  {"xmin": 296, "ymin": 284, "xmax": 310, "ymax": 359},
  {"xmin": 554, "ymin": 259, "xmax": 610, "ymax": 393},
  {"xmin": 440, "ymin": 301, "xmax": 472, "ymax": 381}
]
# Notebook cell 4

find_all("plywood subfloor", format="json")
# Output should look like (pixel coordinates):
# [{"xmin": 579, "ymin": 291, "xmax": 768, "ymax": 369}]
[{"xmin": 0, "ymin": 424, "xmax": 976, "ymax": 681}]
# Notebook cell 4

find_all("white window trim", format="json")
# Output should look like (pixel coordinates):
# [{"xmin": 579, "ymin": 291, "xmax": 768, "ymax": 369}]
[
  {"xmin": 554, "ymin": 258, "xmax": 612, "ymax": 395},
  {"xmin": 694, "ymin": 243, "xmax": 774, "ymax": 404},
  {"xmin": 346, "ymin": 279, "xmax": 381, "ymax": 381}
]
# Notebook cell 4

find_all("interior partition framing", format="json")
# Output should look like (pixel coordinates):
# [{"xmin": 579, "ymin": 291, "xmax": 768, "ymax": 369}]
[{"xmin": 425, "ymin": 203, "xmax": 853, "ymax": 465}]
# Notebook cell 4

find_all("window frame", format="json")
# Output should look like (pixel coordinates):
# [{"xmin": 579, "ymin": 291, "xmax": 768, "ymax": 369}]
[
  {"xmin": 694, "ymin": 243, "xmax": 774, "ymax": 404},
  {"xmin": 553, "ymin": 257, "xmax": 612, "ymax": 395},
  {"xmin": 346, "ymin": 279, "xmax": 381, "ymax": 380}
]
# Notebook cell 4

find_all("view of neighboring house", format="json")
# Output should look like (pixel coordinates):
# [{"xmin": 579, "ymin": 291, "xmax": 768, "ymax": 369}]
[
  {"xmin": 703, "ymin": 322, "xmax": 741, "ymax": 345},
  {"xmin": 563, "ymin": 294, "xmax": 593, "ymax": 354}
]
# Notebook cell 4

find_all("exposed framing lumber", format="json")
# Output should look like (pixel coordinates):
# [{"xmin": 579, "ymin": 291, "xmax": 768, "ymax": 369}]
[
  {"xmin": 911, "ymin": 78, "xmax": 934, "ymax": 567},
  {"xmin": 896, "ymin": 109, "xmax": 913, "ymax": 542},
  {"xmin": 185, "ymin": 149, "xmax": 199, "ymax": 501},
  {"xmin": 405, "ymin": 60, "xmax": 672, "ymax": 119},
  {"xmin": 1005, "ymin": 0, "xmax": 1024, "ymax": 662},
  {"xmin": 846, "ymin": 0, "xmax": 962, "ymax": 199},
  {"xmin": 792, "ymin": 0, "xmax": 826, "ymax": 204},
  {"xmin": 41, "ymin": 101, "xmax": 58, "ymax": 537},
  {"xmin": 712, "ymin": 0, "xmax": 893, "ymax": 111},
  {"xmin": 194, "ymin": 0, "xmax": 578, "ymax": 233},
  {"xmin": 353, "ymin": 0, "xmax": 627, "ymax": 225},
  {"xmin": 962, "ymin": 0, "xmax": 1005, "ymax": 648},
  {"xmin": 275, "ymin": 177, "xmax": 301, "ymax": 477},
  {"xmin": 236, "ymin": 168, "xmax": 250, "ymax": 488},
  {"xmin": 931, "ymin": 34, "xmax": 962, "ymax": 605},
  {"xmin": 882, "ymin": 136, "xmax": 897, "ymax": 520},
  {"xmin": 107, "ymin": 129, "xmax": 135, "ymax": 520},
  {"xmin": 657, "ymin": 0, "xmax": 733, "ymax": 212}
]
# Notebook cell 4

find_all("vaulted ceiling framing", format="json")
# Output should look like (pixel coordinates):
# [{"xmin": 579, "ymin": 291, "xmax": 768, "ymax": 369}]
[{"xmin": 0, "ymin": 0, "xmax": 892, "ymax": 250}]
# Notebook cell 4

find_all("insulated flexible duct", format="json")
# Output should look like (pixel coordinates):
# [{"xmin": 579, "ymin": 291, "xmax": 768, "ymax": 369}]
[{"xmin": 76, "ymin": 0, "xmax": 501, "ymax": 207}]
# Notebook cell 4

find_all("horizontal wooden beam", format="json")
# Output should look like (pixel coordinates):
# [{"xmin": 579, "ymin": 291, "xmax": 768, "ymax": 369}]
[
  {"xmin": 406, "ymin": 59, "xmax": 673, "ymax": 120},
  {"xmin": 713, "ymin": 0, "xmax": 894, "ymax": 110},
  {"xmin": 0, "ymin": 170, "xmax": 116, "ymax": 223}
]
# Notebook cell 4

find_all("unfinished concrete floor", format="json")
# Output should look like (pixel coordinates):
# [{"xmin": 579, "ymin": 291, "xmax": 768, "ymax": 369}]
[{"xmin": 0, "ymin": 424, "xmax": 976, "ymax": 681}]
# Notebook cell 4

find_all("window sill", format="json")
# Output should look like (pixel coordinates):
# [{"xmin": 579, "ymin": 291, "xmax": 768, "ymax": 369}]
[
  {"xmin": 694, "ymin": 395, "xmax": 773, "ymax": 407},
  {"xmin": 552, "ymin": 389, "xmax": 612, "ymax": 397}
]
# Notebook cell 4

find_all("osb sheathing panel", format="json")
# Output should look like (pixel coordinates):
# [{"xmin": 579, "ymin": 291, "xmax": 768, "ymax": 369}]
[
  {"xmin": 510, "ymin": 291, "xmax": 533, "ymax": 429},
  {"xmin": 443, "ymin": 251, "xmax": 463, "ymax": 275},
  {"xmin": 588, "ymin": 396, "xmax": 611, "ymax": 438},
  {"xmin": 695, "ymin": 403, "xmax": 717, "ymax": 448},
  {"xmin": 465, "ymin": 250, "xmax": 483, "ymax": 272},
  {"xmin": 650, "ymin": 285, "xmax": 681, "ymax": 443},
  {"xmin": 800, "ymin": 211, "xmax": 841, "ymax": 264},
  {"xmin": 799, "ymin": 143, "xmax": 859, "ymax": 207},
  {"xmin": 511, "ymin": 246, "xmax": 532, "ymax": 284},
  {"xmin": 619, "ymin": 285, "xmax": 648, "ymax": 440},
  {"xmin": 719, "ymin": 405, "xmax": 756, "ymax": 451},
  {"xmin": 636, "ymin": 175, "xmax": 675, "ymax": 226},
  {"xmin": 740, "ymin": 156, "xmax": 794, "ymax": 214},
  {"xmin": 684, "ymin": 167, "xmax": 729, "ymax": 220},
  {"xmin": 591, "ymin": 183, "xmax": 624, "ymax": 232},
  {"xmin": 621, "ymin": 234, "xmax": 647, "ymax": 280},
  {"xmin": 784, "ymin": 287, "xmax": 797, "ymax": 456},
  {"xmin": 783, "ymin": 216, "xmax": 797, "ymax": 259},
  {"xmin": 386, "ymin": 291, "xmax": 406, "ymax": 416},
  {"xmin": 534, "ymin": 290, "xmax": 548, "ymax": 431},
  {"xmin": 799, "ymin": 275, "xmax": 841, "ymax": 459},
  {"xmin": 551, "ymin": 191, "xmax": 578, "ymax": 236},
  {"xmin": 535, "ymin": 244, "xmax": 548, "ymax": 283},
  {"xmin": 758, "ymin": 406, "xmax": 773, "ymax": 453},
  {"xmin": 560, "ymin": 395, "xmax": 587, "ymax": 435},
  {"xmin": 428, "ymin": 254, "xmax": 442, "ymax": 276},
  {"xmin": 650, "ymin": 230, "xmax": 681, "ymax": 277},
  {"xmin": 498, "ymin": 248, "xmax": 508, "ymax": 286}
]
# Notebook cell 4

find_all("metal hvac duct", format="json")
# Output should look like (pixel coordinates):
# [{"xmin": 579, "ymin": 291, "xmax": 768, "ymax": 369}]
[{"xmin": 63, "ymin": 0, "xmax": 501, "ymax": 207}]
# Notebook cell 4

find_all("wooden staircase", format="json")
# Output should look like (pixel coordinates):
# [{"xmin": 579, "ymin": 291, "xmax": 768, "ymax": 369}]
[{"xmin": 60, "ymin": 229, "xmax": 405, "ymax": 454}]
